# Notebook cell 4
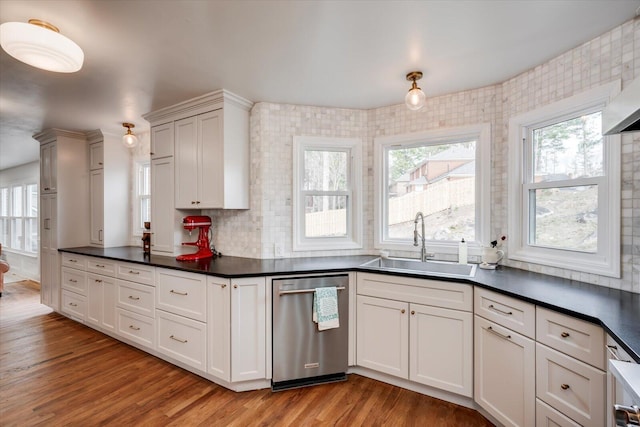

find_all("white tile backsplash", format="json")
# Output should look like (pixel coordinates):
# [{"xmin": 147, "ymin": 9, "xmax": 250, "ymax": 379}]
[{"xmin": 211, "ymin": 17, "xmax": 640, "ymax": 293}]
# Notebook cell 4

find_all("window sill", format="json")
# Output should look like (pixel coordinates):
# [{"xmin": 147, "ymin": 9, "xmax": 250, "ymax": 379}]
[
  {"xmin": 508, "ymin": 247, "xmax": 619, "ymax": 278},
  {"xmin": 293, "ymin": 240, "xmax": 362, "ymax": 252}
]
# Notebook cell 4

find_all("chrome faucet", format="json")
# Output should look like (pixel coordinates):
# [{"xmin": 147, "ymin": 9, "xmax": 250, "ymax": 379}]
[{"xmin": 413, "ymin": 212, "xmax": 434, "ymax": 262}]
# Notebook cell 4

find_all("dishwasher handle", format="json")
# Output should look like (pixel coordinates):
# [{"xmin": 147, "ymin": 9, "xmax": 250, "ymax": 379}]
[{"xmin": 279, "ymin": 286, "xmax": 346, "ymax": 296}]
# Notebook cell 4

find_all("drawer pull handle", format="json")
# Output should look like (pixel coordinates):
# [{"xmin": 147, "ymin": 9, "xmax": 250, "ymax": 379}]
[
  {"xmin": 69, "ymin": 279, "xmax": 77, "ymax": 283},
  {"xmin": 95, "ymin": 279, "xmax": 102, "ymax": 283},
  {"xmin": 129, "ymin": 325, "xmax": 140, "ymax": 331},
  {"xmin": 560, "ymin": 384, "xmax": 570, "ymax": 390},
  {"xmin": 560, "ymin": 332, "xmax": 570, "ymax": 338},
  {"xmin": 487, "ymin": 326, "xmax": 511, "ymax": 340},
  {"xmin": 488, "ymin": 304, "xmax": 513, "ymax": 316},
  {"xmin": 170, "ymin": 335, "xmax": 188, "ymax": 344},
  {"xmin": 69, "ymin": 302, "xmax": 78, "ymax": 307},
  {"xmin": 128, "ymin": 270, "xmax": 140, "ymax": 275},
  {"xmin": 170, "ymin": 290, "xmax": 188, "ymax": 296},
  {"xmin": 606, "ymin": 344, "xmax": 632, "ymax": 362},
  {"xmin": 69, "ymin": 259, "xmax": 77, "ymax": 263},
  {"xmin": 128, "ymin": 295, "xmax": 140, "ymax": 301},
  {"xmin": 95, "ymin": 264, "xmax": 105, "ymax": 268}
]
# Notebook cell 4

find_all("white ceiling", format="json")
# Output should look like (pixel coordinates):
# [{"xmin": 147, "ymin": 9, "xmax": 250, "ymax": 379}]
[{"xmin": 1, "ymin": 0, "xmax": 639, "ymax": 170}]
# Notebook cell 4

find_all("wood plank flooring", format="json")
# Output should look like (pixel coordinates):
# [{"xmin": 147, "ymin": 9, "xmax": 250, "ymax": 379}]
[{"xmin": 0, "ymin": 280, "xmax": 494, "ymax": 426}]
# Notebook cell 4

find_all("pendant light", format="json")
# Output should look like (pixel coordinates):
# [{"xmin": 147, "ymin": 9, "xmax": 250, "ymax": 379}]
[
  {"xmin": 405, "ymin": 71, "xmax": 426, "ymax": 111},
  {"xmin": 0, "ymin": 19, "xmax": 84, "ymax": 73},
  {"xmin": 122, "ymin": 123, "xmax": 139, "ymax": 148}
]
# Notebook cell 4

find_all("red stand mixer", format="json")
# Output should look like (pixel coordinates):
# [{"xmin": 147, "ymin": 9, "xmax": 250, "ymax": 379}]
[{"xmin": 176, "ymin": 215, "xmax": 214, "ymax": 261}]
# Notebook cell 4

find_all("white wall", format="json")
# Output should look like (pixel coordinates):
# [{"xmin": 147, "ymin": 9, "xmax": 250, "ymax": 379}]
[
  {"xmin": 0, "ymin": 161, "xmax": 40, "ymax": 281},
  {"xmin": 211, "ymin": 18, "xmax": 640, "ymax": 293}
]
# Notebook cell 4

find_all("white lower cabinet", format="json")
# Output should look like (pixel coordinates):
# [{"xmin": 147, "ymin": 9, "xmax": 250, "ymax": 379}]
[
  {"xmin": 156, "ymin": 268, "xmax": 207, "ymax": 321},
  {"xmin": 535, "ymin": 307, "xmax": 606, "ymax": 427},
  {"xmin": 536, "ymin": 344, "xmax": 605, "ymax": 427},
  {"xmin": 356, "ymin": 273, "xmax": 473, "ymax": 398},
  {"xmin": 536, "ymin": 398, "xmax": 581, "ymax": 427},
  {"xmin": 86, "ymin": 273, "xmax": 116, "ymax": 333},
  {"xmin": 474, "ymin": 315, "xmax": 536, "ymax": 427},
  {"xmin": 116, "ymin": 279, "xmax": 155, "ymax": 318},
  {"xmin": 230, "ymin": 277, "xmax": 266, "ymax": 382},
  {"xmin": 117, "ymin": 308, "xmax": 155, "ymax": 349},
  {"xmin": 207, "ymin": 277, "xmax": 231, "ymax": 382},
  {"xmin": 356, "ymin": 295, "xmax": 409, "ymax": 378},
  {"xmin": 410, "ymin": 303, "xmax": 472, "ymax": 396},
  {"xmin": 61, "ymin": 289, "xmax": 87, "ymax": 321},
  {"xmin": 156, "ymin": 309, "xmax": 207, "ymax": 372}
]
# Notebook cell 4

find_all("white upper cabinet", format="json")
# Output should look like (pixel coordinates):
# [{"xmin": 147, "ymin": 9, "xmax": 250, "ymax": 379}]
[
  {"xmin": 150, "ymin": 122, "xmax": 174, "ymax": 159},
  {"xmin": 86, "ymin": 130, "xmax": 131, "ymax": 248},
  {"xmin": 143, "ymin": 89, "xmax": 252, "ymax": 210},
  {"xmin": 40, "ymin": 142, "xmax": 57, "ymax": 193}
]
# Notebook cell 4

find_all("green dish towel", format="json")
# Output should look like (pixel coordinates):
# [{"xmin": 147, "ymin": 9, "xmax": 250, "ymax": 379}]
[{"xmin": 313, "ymin": 287, "xmax": 339, "ymax": 331}]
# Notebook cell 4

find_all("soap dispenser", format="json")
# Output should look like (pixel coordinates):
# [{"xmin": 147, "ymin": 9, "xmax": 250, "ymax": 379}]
[{"xmin": 458, "ymin": 238, "xmax": 468, "ymax": 264}]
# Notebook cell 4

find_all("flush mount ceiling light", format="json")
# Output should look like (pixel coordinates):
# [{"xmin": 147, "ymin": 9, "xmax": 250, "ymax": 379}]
[
  {"xmin": 0, "ymin": 19, "xmax": 84, "ymax": 73},
  {"xmin": 405, "ymin": 71, "xmax": 426, "ymax": 111},
  {"xmin": 122, "ymin": 123, "xmax": 139, "ymax": 148}
]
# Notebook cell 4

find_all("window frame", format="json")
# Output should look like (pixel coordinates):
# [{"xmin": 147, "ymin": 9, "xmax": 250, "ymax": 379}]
[
  {"xmin": 507, "ymin": 82, "xmax": 621, "ymax": 278},
  {"xmin": 292, "ymin": 136, "xmax": 362, "ymax": 251},
  {"xmin": 132, "ymin": 161, "xmax": 151, "ymax": 237},
  {"xmin": 0, "ymin": 183, "xmax": 38, "ymax": 255},
  {"xmin": 374, "ymin": 123, "xmax": 491, "ymax": 254}
]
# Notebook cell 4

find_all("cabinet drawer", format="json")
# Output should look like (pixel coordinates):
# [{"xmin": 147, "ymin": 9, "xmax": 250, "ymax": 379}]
[
  {"xmin": 536, "ymin": 307, "xmax": 605, "ymax": 369},
  {"xmin": 536, "ymin": 343, "xmax": 605, "ymax": 427},
  {"xmin": 156, "ymin": 310, "xmax": 207, "ymax": 372},
  {"xmin": 86, "ymin": 258, "xmax": 116, "ymax": 277},
  {"xmin": 117, "ymin": 280, "xmax": 155, "ymax": 317},
  {"xmin": 117, "ymin": 262, "xmax": 155, "ymax": 286},
  {"xmin": 116, "ymin": 308, "xmax": 155, "ymax": 350},
  {"xmin": 535, "ymin": 398, "xmax": 580, "ymax": 427},
  {"xmin": 474, "ymin": 287, "xmax": 535, "ymax": 339},
  {"xmin": 357, "ymin": 272, "xmax": 472, "ymax": 311},
  {"xmin": 61, "ymin": 253, "xmax": 86, "ymax": 270},
  {"xmin": 61, "ymin": 290, "xmax": 86, "ymax": 321},
  {"xmin": 156, "ymin": 269, "xmax": 207, "ymax": 321},
  {"xmin": 61, "ymin": 267, "xmax": 87, "ymax": 294}
]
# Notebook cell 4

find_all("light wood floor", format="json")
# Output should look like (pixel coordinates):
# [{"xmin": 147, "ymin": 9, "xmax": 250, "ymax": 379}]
[{"xmin": 0, "ymin": 280, "xmax": 494, "ymax": 426}]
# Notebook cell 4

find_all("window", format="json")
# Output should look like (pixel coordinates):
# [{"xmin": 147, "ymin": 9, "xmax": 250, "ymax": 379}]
[
  {"xmin": 508, "ymin": 83, "xmax": 620, "ymax": 277},
  {"xmin": 374, "ymin": 124, "xmax": 491, "ymax": 253},
  {"xmin": 133, "ymin": 162, "xmax": 151, "ymax": 235},
  {"xmin": 293, "ymin": 136, "xmax": 362, "ymax": 251},
  {"xmin": 0, "ymin": 183, "xmax": 38, "ymax": 254}
]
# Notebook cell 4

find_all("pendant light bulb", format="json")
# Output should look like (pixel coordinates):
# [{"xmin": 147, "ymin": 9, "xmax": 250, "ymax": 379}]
[
  {"xmin": 122, "ymin": 123, "xmax": 139, "ymax": 148},
  {"xmin": 405, "ymin": 71, "xmax": 426, "ymax": 111}
]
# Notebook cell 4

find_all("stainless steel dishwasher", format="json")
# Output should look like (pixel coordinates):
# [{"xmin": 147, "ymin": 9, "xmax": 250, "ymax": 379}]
[{"xmin": 272, "ymin": 274, "xmax": 349, "ymax": 391}]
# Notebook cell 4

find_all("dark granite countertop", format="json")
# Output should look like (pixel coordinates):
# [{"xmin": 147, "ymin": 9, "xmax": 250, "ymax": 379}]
[{"xmin": 59, "ymin": 246, "xmax": 640, "ymax": 363}]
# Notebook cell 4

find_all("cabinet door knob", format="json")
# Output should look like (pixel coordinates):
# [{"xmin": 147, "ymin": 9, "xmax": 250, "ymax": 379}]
[
  {"xmin": 561, "ymin": 332, "xmax": 570, "ymax": 338},
  {"xmin": 560, "ymin": 384, "xmax": 570, "ymax": 390},
  {"xmin": 221, "ymin": 284, "xmax": 227, "ymax": 288},
  {"xmin": 400, "ymin": 309, "xmax": 405, "ymax": 314},
  {"xmin": 233, "ymin": 284, "xmax": 238, "ymax": 289},
  {"xmin": 411, "ymin": 310, "xmax": 415, "ymax": 315},
  {"xmin": 191, "ymin": 201, "xmax": 196, "ymax": 205}
]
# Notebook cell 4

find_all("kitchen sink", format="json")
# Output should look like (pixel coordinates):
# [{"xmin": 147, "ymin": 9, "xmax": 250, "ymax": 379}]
[{"xmin": 359, "ymin": 257, "xmax": 476, "ymax": 278}]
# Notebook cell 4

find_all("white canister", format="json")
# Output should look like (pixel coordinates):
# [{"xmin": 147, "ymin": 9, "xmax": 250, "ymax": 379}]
[{"xmin": 482, "ymin": 247, "xmax": 504, "ymax": 264}]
